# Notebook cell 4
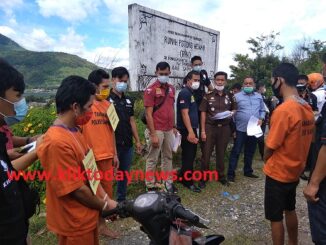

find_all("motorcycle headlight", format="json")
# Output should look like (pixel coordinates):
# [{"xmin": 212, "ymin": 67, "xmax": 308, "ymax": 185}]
[{"xmin": 134, "ymin": 193, "xmax": 159, "ymax": 208}]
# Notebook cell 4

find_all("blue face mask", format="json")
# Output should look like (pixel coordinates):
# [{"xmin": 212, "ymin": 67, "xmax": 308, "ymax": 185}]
[
  {"xmin": 193, "ymin": 65, "xmax": 202, "ymax": 72},
  {"xmin": 116, "ymin": 82, "xmax": 128, "ymax": 93},
  {"xmin": 0, "ymin": 97, "xmax": 28, "ymax": 126}
]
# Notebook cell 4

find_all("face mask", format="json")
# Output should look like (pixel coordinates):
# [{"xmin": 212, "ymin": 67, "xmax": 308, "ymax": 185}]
[
  {"xmin": 193, "ymin": 65, "xmax": 202, "ymax": 72},
  {"xmin": 272, "ymin": 79, "xmax": 282, "ymax": 98},
  {"xmin": 158, "ymin": 76, "xmax": 169, "ymax": 84},
  {"xmin": 191, "ymin": 81, "xmax": 200, "ymax": 90},
  {"xmin": 243, "ymin": 87, "xmax": 254, "ymax": 94},
  {"xmin": 296, "ymin": 84, "xmax": 306, "ymax": 93},
  {"xmin": 116, "ymin": 82, "xmax": 128, "ymax": 93},
  {"xmin": 96, "ymin": 88, "xmax": 110, "ymax": 100},
  {"xmin": 215, "ymin": 85, "xmax": 224, "ymax": 91},
  {"xmin": 75, "ymin": 110, "xmax": 93, "ymax": 125},
  {"xmin": 0, "ymin": 97, "xmax": 28, "ymax": 126}
]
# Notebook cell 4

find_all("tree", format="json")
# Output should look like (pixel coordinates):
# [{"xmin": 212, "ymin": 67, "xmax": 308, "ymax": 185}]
[
  {"xmin": 230, "ymin": 31, "xmax": 283, "ymax": 85},
  {"xmin": 247, "ymin": 31, "xmax": 284, "ymax": 57},
  {"xmin": 290, "ymin": 38, "xmax": 326, "ymax": 74}
]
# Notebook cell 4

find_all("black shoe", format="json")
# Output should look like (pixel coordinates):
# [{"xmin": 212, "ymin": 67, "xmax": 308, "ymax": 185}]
[
  {"xmin": 219, "ymin": 179, "xmax": 230, "ymax": 186},
  {"xmin": 244, "ymin": 173, "xmax": 259, "ymax": 178},
  {"xmin": 198, "ymin": 181, "xmax": 206, "ymax": 189},
  {"xmin": 228, "ymin": 176, "xmax": 235, "ymax": 182},
  {"xmin": 188, "ymin": 185, "xmax": 201, "ymax": 193}
]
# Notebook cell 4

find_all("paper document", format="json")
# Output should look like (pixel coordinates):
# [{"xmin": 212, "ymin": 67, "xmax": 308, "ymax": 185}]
[
  {"xmin": 171, "ymin": 132, "xmax": 182, "ymax": 153},
  {"xmin": 247, "ymin": 116, "xmax": 263, "ymax": 138},
  {"xmin": 19, "ymin": 141, "xmax": 36, "ymax": 153},
  {"xmin": 211, "ymin": 110, "xmax": 232, "ymax": 120},
  {"xmin": 106, "ymin": 103, "xmax": 119, "ymax": 131},
  {"xmin": 264, "ymin": 102, "xmax": 270, "ymax": 114}
]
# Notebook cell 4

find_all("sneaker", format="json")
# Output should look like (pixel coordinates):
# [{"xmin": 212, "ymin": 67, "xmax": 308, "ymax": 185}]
[
  {"xmin": 165, "ymin": 183, "xmax": 178, "ymax": 194},
  {"xmin": 244, "ymin": 173, "xmax": 259, "ymax": 178},
  {"xmin": 198, "ymin": 181, "xmax": 206, "ymax": 189}
]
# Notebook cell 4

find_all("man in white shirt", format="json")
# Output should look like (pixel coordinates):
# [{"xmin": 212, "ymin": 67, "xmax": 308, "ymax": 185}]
[{"xmin": 308, "ymin": 73, "xmax": 325, "ymax": 120}]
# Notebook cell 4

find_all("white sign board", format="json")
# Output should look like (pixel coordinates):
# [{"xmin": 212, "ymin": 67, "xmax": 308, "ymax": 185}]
[{"xmin": 128, "ymin": 4, "xmax": 220, "ymax": 91}]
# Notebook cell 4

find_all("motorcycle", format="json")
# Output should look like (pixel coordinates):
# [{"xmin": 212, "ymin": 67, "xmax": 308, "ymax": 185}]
[{"xmin": 102, "ymin": 191, "xmax": 225, "ymax": 245}]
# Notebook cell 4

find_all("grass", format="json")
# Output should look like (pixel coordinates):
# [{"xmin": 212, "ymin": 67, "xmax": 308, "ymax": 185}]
[{"xmin": 29, "ymin": 139, "xmax": 261, "ymax": 244}]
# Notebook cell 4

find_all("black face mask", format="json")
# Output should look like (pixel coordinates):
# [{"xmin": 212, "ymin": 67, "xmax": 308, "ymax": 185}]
[{"xmin": 272, "ymin": 78, "xmax": 282, "ymax": 98}]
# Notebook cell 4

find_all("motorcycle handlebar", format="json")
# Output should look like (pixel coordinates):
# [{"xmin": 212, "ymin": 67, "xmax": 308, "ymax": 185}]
[
  {"xmin": 101, "ymin": 207, "xmax": 119, "ymax": 218},
  {"xmin": 173, "ymin": 204, "xmax": 199, "ymax": 224}
]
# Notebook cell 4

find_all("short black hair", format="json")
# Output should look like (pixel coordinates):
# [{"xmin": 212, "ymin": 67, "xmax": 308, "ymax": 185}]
[
  {"xmin": 156, "ymin": 61, "xmax": 170, "ymax": 71},
  {"xmin": 298, "ymin": 74, "xmax": 308, "ymax": 82},
  {"xmin": 231, "ymin": 83, "xmax": 242, "ymax": 91},
  {"xmin": 214, "ymin": 71, "xmax": 228, "ymax": 80},
  {"xmin": 256, "ymin": 81, "xmax": 265, "ymax": 90},
  {"xmin": 183, "ymin": 71, "xmax": 200, "ymax": 84},
  {"xmin": 191, "ymin": 56, "xmax": 202, "ymax": 64},
  {"xmin": 112, "ymin": 66, "xmax": 129, "ymax": 79},
  {"xmin": 88, "ymin": 69, "xmax": 110, "ymax": 86},
  {"xmin": 272, "ymin": 63, "xmax": 299, "ymax": 87},
  {"xmin": 56, "ymin": 75, "xmax": 96, "ymax": 113},
  {"xmin": 244, "ymin": 76, "xmax": 255, "ymax": 83},
  {"xmin": 0, "ymin": 58, "xmax": 25, "ymax": 97}
]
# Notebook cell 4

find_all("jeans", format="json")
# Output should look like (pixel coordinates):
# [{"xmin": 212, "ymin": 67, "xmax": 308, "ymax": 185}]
[
  {"xmin": 308, "ymin": 181, "xmax": 326, "ymax": 244},
  {"xmin": 227, "ymin": 130, "xmax": 257, "ymax": 178},
  {"xmin": 116, "ymin": 146, "xmax": 133, "ymax": 202}
]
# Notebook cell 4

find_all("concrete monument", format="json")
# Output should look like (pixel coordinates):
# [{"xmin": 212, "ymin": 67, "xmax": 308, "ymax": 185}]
[{"xmin": 128, "ymin": 3, "xmax": 220, "ymax": 91}]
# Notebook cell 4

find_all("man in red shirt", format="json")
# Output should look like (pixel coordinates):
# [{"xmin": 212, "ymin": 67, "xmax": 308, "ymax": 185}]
[{"xmin": 144, "ymin": 61, "xmax": 177, "ymax": 193}]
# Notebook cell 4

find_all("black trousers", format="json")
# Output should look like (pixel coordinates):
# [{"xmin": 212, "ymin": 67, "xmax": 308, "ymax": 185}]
[
  {"xmin": 180, "ymin": 128, "xmax": 198, "ymax": 186},
  {"xmin": 257, "ymin": 123, "xmax": 266, "ymax": 159}
]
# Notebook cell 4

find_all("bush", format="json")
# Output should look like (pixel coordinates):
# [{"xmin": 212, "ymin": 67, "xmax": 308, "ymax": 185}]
[{"xmin": 11, "ymin": 104, "xmax": 57, "ymax": 200}]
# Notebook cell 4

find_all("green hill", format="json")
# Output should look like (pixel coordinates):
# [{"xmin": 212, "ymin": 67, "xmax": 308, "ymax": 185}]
[{"xmin": 0, "ymin": 33, "xmax": 98, "ymax": 88}]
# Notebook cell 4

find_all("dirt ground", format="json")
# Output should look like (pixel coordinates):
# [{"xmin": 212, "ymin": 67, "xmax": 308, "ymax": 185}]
[{"xmin": 103, "ymin": 159, "xmax": 314, "ymax": 245}]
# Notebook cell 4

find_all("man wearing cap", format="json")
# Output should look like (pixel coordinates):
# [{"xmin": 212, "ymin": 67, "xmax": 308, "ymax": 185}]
[
  {"xmin": 308, "ymin": 73, "xmax": 325, "ymax": 120},
  {"xmin": 297, "ymin": 74, "xmax": 319, "ymax": 181},
  {"xmin": 199, "ymin": 71, "xmax": 236, "ymax": 187}
]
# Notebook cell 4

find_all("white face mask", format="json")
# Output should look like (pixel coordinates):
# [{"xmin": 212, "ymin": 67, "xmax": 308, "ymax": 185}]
[
  {"xmin": 215, "ymin": 85, "xmax": 224, "ymax": 91},
  {"xmin": 158, "ymin": 76, "xmax": 169, "ymax": 84},
  {"xmin": 191, "ymin": 81, "xmax": 200, "ymax": 90}
]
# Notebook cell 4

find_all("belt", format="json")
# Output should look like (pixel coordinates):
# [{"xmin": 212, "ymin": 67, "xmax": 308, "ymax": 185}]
[{"xmin": 208, "ymin": 119, "xmax": 231, "ymax": 127}]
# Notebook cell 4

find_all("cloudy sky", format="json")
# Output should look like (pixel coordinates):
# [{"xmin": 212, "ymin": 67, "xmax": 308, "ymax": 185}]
[{"xmin": 0, "ymin": 0, "xmax": 325, "ymax": 74}]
